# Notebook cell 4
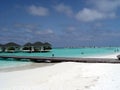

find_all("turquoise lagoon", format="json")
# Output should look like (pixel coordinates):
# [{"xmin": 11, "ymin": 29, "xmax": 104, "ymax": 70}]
[{"xmin": 0, "ymin": 47, "xmax": 120, "ymax": 68}]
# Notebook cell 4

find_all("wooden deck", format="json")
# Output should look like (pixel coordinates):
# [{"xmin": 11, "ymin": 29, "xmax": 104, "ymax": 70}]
[{"xmin": 0, "ymin": 55, "xmax": 120, "ymax": 63}]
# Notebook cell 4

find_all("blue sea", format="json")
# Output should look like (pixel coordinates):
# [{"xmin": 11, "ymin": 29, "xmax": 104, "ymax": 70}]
[{"xmin": 0, "ymin": 47, "xmax": 120, "ymax": 68}]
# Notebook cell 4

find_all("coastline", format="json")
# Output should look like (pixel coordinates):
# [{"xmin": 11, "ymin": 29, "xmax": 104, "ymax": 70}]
[
  {"xmin": 86, "ymin": 52, "xmax": 120, "ymax": 59},
  {"xmin": 0, "ymin": 54, "xmax": 120, "ymax": 90},
  {"xmin": 0, "ymin": 52, "xmax": 119, "ymax": 72},
  {"xmin": 0, "ymin": 62, "xmax": 55, "ymax": 72}
]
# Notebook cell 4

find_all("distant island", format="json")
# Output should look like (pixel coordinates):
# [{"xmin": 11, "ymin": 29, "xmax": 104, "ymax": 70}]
[{"xmin": 0, "ymin": 42, "xmax": 52, "ymax": 53}]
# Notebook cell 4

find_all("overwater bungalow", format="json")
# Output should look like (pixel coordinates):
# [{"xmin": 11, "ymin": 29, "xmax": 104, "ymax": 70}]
[
  {"xmin": 4, "ymin": 42, "xmax": 20, "ymax": 53},
  {"xmin": 22, "ymin": 42, "xmax": 34, "ymax": 53},
  {"xmin": 0, "ymin": 41, "xmax": 52, "ymax": 53},
  {"xmin": 33, "ymin": 42, "xmax": 44, "ymax": 52},
  {"xmin": 43, "ymin": 42, "xmax": 52, "ymax": 52},
  {"xmin": 0, "ymin": 44, "xmax": 3, "ymax": 52}
]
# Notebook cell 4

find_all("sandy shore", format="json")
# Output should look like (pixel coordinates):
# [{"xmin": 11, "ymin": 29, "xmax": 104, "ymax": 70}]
[
  {"xmin": 87, "ymin": 52, "xmax": 120, "ymax": 59},
  {"xmin": 0, "ymin": 63, "xmax": 55, "ymax": 72},
  {"xmin": 0, "ymin": 54, "xmax": 120, "ymax": 90}
]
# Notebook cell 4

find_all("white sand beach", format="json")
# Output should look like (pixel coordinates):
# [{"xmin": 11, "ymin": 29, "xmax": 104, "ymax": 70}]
[
  {"xmin": 87, "ymin": 53, "xmax": 120, "ymax": 59},
  {"xmin": 0, "ymin": 54, "xmax": 120, "ymax": 90}
]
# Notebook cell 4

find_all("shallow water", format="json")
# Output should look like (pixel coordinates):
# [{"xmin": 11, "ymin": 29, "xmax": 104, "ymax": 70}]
[
  {"xmin": 0, "ymin": 47, "xmax": 119, "ymax": 68},
  {"xmin": 0, "ymin": 59, "xmax": 31, "ymax": 69}
]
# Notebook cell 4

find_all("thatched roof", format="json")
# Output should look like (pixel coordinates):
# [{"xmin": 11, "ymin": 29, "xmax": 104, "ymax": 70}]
[
  {"xmin": 4, "ymin": 42, "xmax": 20, "ymax": 47},
  {"xmin": 33, "ymin": 42, "xmax": 43, "ymax": 47},
  {"xmin": 24, "ymin": 42, "xmax": 33, "ymax": 47},
  {"xmin": 43, "ymin": 42, "xmax": 51, "ymax": 47}
]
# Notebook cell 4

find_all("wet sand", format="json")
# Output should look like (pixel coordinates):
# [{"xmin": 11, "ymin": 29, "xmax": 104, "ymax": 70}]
[{"xmin": 0, "ymin": 62, "xmax": 55, "ymax": 72}]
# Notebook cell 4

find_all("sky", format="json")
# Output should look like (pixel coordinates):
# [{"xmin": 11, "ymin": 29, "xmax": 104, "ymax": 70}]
[{"xmin": 0, "ymin": 0, "xmax": 120, "ymax": 47}]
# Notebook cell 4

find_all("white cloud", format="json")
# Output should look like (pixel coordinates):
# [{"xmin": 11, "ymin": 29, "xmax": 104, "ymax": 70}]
[
  {"xmin": 1, "ymin": 28, "xmax": 8, "ymax": 31},
  {"xmin": 75, "ymin": 0, "xmax": 119, "ymax": 22},
  {"xmin": 28, "ymin": 5, "xmax": 49, "ymax": 16},
  {"xmin": 90, "ymin": 0, "xmax": 120, "ymax": 12},
  {"xmin": 36, "ymin": 29, "xmax": 54, "ymax": 35},
  {"xmin": 54, "ymin": 3, "xmax": 73, "ymax": 16},
  {"xmin": 102, "ymin": 32, "xmax": 120, "ymax": 37},
  {"xmin": 53, "ymin": 2, "xmax": 117, "ymax": 22},
  {"xmin": 64, "ymin": 26, "xmax": 76, "ymax": 34},
  {"xmin": 15, "ymin": 23, "xmax": 36, "ymax": 29},
  {"xmin": 76, "ymin": 8, "xmax": 116, "ymax": 22},
  {"xmin": 67, "ymin": 26, "xmax": 76, "ymax": 31}
]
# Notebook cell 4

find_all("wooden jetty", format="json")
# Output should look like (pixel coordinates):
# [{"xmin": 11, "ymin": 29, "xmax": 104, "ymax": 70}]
[{"xmin": 0, "ymin": 55, "xmax": 120, "ymax": 63}]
